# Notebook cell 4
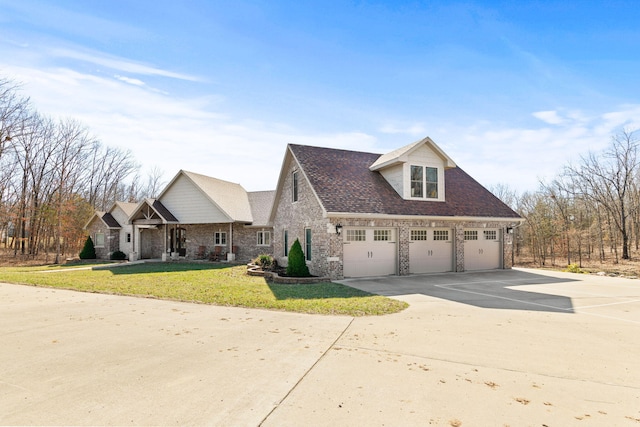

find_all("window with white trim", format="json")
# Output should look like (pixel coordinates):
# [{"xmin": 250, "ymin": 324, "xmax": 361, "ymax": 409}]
[
  {"xmin": 426, "ymin": 167, "xmax": 438, "ymax": 198},
  {"xmin": 283, "ymin": 230, "xmax": 288, "ymax": 256},
  {"xmin": 464, "ymin": 230, "xmax": 478, "ymax": 240},
  {"xmin": 410, "ymin": 165, "xmax": 423, "ymax": 197},
  {"xmin": 305, "ymin": 228, "xmax": 312, "ymax": 261},
  {"xmin": 409, "ymin": 165, "xmax": 439, "ymax": 199},
  {"xmin": 257, "ymin": 231, "xmax": 271, "ymax": 246},
  {"xmin": 292, "ymin": 171, "xmax": 299, "ymax": 202},
  {"xmin": 94, "ymin": 232, "xmax": 105, "ymax": 247},
  {"xmin": 214, "ymin": 231, "xmax": 227, "ymax": 246},
  {"xmin": 126, "ymin": 233, "xmax": 131, "ymax": 243}
]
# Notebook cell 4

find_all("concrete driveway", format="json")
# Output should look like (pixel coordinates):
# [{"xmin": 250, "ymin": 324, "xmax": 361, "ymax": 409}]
[{"xmin": 2, "ymin": 268, "xmax": 640, "ymax": 426}]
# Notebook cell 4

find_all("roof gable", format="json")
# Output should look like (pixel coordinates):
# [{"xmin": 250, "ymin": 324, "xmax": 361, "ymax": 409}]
[
  {"xmin": 113, "ymin": 201, "xmax": 138, "ymax": 217},
  {"xmin": 286, "ymin": 144, "xmax": 520, "ymax": 219},
  {"xmin": 128, "ymin": 198, "xmax": 179, "ymax": 224},
  {"xmin": 370, "ymin": 136, "xmax": 456, "ymax": 171},
  {"xmin": 83, "ymin": 211, "xmax": 107, "ymax": 230},
  {"xmin": 157, "ymin": 170, "xmax": 253, "ymax": 223}
]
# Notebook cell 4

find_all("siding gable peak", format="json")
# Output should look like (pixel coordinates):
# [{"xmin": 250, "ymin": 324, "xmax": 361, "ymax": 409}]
[{"xmin": 369, "ymin": 136, "xmax": 456, "ymax": 171}]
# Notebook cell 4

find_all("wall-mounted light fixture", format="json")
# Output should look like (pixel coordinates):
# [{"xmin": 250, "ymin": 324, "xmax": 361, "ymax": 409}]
[{"xmin": 335, "ymin": 223, "xmax": 343, "ymax": 236}]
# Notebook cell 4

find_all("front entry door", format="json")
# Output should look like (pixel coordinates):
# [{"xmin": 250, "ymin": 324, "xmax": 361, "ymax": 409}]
[{"xmin": 170, "ymin": 227, "xmax": 187, "ymax": 256}]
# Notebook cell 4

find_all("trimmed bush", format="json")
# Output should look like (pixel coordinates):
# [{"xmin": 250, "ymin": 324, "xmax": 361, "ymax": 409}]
[
  {"xmin": 79, "ymin": 236, "xmax": 96, "ymax": 259},
  {"xmin": 110, "ymin": 250, "xmax": 127, "ymax": 260},
  {"xmin": 286, "ymin": 239, "xmax": 310, "ymax": 277}
]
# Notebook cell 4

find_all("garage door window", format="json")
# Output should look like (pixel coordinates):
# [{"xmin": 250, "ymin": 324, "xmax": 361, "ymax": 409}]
[
  {"xmin": 434, "ymin": 230, "xmax": 449, "ymax": 241},
  {"xmin": 484, "ymin": 230, "xmax": 497, "ymax": 240},
  {"xmin": 374, "ymin": 230, "xmax": 391, "ymax": 241},
  {"xmin": 464, "ymin": 230, "xmax": 478, "ymax": 240},
  {"xmin": 346, "ymin": 229, "xmax": 366, "ymax": 241},
  {"xmin": 411, "ymin": 230, "xmax": 428, "ymax": 241}
]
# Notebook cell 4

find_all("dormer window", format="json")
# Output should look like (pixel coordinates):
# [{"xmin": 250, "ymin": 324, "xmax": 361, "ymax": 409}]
[
  {"xmin": 410, "ymin": 166, "xmax": 423, "ymax": 197},
  {"xmin": 370, "ymin": 137, "xmax": 451, "ymax": 202},
  {"xmin": 426, "ymin": 166, "xmax": 438, "ymax": 198},
  {"xmin": 410, "ymin": 165, "xmax": 439, "ymax": 199}
]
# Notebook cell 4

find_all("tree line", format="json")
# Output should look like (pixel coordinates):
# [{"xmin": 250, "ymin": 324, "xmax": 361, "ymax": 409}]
[
  {"xmin": 0, "ymin": 76, "xmax": 164, "ymax": 262},
  {"xmin": 3, "ymin": 73, "xmax": 637, "ymax": 267},
  {"xmin": 492, "ymin": 129, "xmax": 640, "ymax": 267}
]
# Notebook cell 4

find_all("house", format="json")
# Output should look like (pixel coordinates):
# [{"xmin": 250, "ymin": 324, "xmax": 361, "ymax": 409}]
[
  {"xmin": 84, "ymin": 137, "xmax": 521, "ymax": 280},
  {"xmin": 85, "ymin": 170, "xmax": 275, "ymax": 262},
  {"xmin": 84, "ymin": 201, "xmax": 138, "ymax": 258},
  {"xmin": 269, "ymin": 137, "xmax": 523, "ymax": 279}
]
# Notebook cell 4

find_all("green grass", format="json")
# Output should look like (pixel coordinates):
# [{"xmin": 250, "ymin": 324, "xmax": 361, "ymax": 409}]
[{"xmin": 0, "ymin": 262, "xmax": 408, "ymax": 316}]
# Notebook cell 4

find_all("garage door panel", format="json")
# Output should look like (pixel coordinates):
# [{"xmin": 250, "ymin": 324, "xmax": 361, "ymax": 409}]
[
  {"xmin": 343, "ymin": 228, "xmax": 397, "ymax": 278},
  {"xmin": 409, "ymin": 229, "xmax": 453, "ymax": 274},
  {"xmin": 464, "ymin": 229, "xmax": 501, "ymax": 271}
]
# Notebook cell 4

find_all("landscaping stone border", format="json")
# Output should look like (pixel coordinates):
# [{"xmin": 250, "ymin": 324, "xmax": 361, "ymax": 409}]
[{"xmin": 247, "ymin": 264, "xmax": 331, "ymax": 284}]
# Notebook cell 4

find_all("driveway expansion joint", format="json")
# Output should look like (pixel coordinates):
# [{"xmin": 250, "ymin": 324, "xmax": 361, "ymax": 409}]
[{"xmin": 258, "ymin": 317, "xmax": 356, "ymax": 426}]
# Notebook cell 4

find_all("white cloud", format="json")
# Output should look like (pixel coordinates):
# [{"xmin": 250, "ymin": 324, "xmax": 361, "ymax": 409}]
[
  {"xmin": 5, "ymin": 35, "xmax": 640, "ymax": 196},
  {"xmin": 49, "ymin": 47, "xmax": 202, "ymax": 82},
  {"xmin": 532, "ymin": 110, "xmax": 565, "ymax": 125},
  {"xmin": 114, "ymin": 75, "xmax": 145, "ymax": 86},
  {"xmin": 440, "ymin": 107, "xmax": 640, "ymax": 193},
  {"xmin": 1, "ymin": 63, "xmax": 381, "ymax": 191}
]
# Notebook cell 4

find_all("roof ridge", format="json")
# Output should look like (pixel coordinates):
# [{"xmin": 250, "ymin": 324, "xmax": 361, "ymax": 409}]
[{"xmin": 289, "ymin": 143, "xmax": 382, "ymax": 157}]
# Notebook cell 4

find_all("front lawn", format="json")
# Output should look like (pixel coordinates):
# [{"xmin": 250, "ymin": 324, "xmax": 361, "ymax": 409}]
[{"xmin": 0, "ymin": 262, "xmax": 408, "ymax": 316}]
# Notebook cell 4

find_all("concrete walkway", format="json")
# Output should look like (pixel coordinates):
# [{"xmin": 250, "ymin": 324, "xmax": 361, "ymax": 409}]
[{"xmin": 2, "ymin": 268, "xmax": 640, "ymax": 426}]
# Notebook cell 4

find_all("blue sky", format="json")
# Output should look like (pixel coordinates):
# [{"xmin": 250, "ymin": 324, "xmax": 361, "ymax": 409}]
[{"xmin": 1, "ymin": 0, "xmax": 640, "ymax": 192}]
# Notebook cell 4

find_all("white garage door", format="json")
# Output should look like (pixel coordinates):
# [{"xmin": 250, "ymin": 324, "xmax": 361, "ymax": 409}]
[
  {"xmin": 464, "ymin": 229, "xmax": 501, "ymax": 271},
  {"xmin": 409, "ymin": 228, "xmax": 453, "ymax": 274},
  {"xmin": 343, "ymin": 228, "xmax": 397, "ymax": 278}
]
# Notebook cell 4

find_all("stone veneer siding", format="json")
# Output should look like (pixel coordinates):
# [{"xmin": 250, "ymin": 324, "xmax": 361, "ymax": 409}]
[
  {"xmin": 272, "ymin": 159, "xmax": 331, "ymax": 278},
  {"xmin": 139, "ymin": 227, "xmax": 163, "ymax": 259},
  {"xmin": 272, "ymin": 157, "xmax": 515, "ymax": 280},
  {"xmin": 165, "ymin": 223, "xmax": 273, "ymax": 263},
  {"xmin": 85, "ymin": 220, "xmax": 119, "ymax": 259},
  {"xmin": 233, "ymin": 225, "xmax": 274, "ymax": 263}
]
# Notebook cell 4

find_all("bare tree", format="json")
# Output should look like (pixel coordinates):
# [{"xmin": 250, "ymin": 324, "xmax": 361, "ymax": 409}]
[
  {"xmin": 563, "ymin": 130, "xmax": 640, "ymax": 260},
  {"xmin": 488, "ymin": 183, "xmax": 518, "ymax": 209},
  {"xmin": 83, "ymin": 143, "xmax": 139, "ymax": 210},
  {"xmin": 51, "ymin": 119, "xmax": 96, "ymax": 262},
  {"xmin": 0, "ymin": 77, "xmax": 30, "ymax": 160}
]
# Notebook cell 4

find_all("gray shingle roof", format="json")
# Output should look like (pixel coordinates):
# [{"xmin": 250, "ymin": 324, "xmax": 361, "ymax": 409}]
[
  {"xmin": 151, "ymin": 199, "xmax": 179, "ymax": 223},
  {"xmin": 101, "ymin": 212, "xmax": 121, "ymax": 228},
  {"xmin": 247, "ymin": 191, "xmax": 275, "ymax": 226},
  {"xmin": 289, "ymin": 144, "xmax": 520, "ymax": 218},
  {"xmin": 181, "ymin": 170, "xmax": 253, "ymax": 222}
]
